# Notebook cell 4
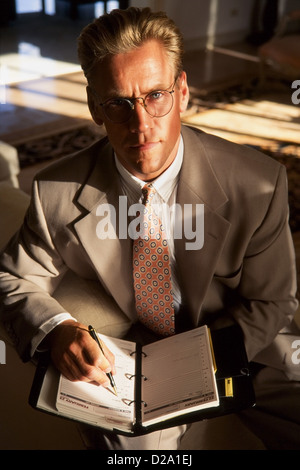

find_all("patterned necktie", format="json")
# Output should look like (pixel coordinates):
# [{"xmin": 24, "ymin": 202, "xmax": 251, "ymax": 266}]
[{"xmin": 133, "ymin": 183, "xmax": 175, "ymax": 336}]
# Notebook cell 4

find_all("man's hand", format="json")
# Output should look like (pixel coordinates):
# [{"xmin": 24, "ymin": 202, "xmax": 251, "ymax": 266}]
[{"xmin": 46, "ymin": 319, "xmax": 116, "ymax": 387}]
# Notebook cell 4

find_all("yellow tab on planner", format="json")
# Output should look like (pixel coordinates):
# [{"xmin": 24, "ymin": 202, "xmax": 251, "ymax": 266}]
[{"xmin": 225, "ymin": 377, "xmax": 233, "ymax": 397}]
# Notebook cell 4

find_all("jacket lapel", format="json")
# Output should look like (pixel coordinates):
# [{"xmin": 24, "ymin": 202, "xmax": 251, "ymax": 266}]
[
  {"xmin": 176, "ymin": 126, "xmax": 231, "ymax": 325},
  {"xmin": 73, "ymin": 141, "xmax": 136, "ymax": 321}
]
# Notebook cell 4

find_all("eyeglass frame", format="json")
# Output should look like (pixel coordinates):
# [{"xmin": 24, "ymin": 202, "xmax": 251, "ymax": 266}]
[{"xmin": 89, "ymin": 77, "xmax": 178, "ymax": 124}]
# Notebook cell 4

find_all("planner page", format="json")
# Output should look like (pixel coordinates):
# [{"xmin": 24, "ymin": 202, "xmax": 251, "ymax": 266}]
[
  {"xmin": 141, "ymin": 326, "xmax": 219, "ymax": 426},
  {"xmin": 56, "ymin": 335, "xmax": 137, "ymax": 432}
]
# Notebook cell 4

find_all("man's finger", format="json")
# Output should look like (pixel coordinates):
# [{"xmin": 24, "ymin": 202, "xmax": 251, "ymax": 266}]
[{"xmin": 60, "ymin": 350, "xmax": 111, "ymax": 386}]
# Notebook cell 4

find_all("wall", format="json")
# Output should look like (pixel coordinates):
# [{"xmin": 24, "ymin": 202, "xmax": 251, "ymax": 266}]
[
  {"xmin": 130, "ymin": 0, "xmax": 300, "ymax": 50},
  {"xmin": 130, "ymin": 0, "xmax": 256, "ymax": 50}
]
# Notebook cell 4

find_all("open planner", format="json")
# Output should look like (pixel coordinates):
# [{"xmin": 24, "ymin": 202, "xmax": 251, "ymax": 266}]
[{"xmin": 29, "ymin": 324, "xmax": 255, "ymax": 436}]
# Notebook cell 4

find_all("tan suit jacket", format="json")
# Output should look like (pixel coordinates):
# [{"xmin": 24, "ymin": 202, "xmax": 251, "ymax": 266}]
[{"xmin": 0, "ymin": 125, "xmax": 298, "ymax": 367}]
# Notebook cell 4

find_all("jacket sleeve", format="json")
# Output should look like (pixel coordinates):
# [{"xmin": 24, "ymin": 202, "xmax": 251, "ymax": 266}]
[
  {"xmin": 0, "ymin": 179, "xmax": 69, "ymax": 361},
  {"xmin": 229, "ymin": 165, "xmax": 298, "ymax": 361}
]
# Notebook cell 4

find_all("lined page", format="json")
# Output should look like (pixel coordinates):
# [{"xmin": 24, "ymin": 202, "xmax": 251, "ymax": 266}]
[{"xmin": 141, "ymin": 326, "xmax": 219, "ymax": 426}]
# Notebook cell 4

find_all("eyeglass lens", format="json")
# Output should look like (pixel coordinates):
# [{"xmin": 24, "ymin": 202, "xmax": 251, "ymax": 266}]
[{"xmin": 103, "ymin": 90, "xmax": 174, "ymax": 123}]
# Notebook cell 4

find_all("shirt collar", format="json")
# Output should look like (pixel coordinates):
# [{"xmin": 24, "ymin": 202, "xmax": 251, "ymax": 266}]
[{"xmin": 115, "ymin": 135, "xmax": 184, "ymax": 202}]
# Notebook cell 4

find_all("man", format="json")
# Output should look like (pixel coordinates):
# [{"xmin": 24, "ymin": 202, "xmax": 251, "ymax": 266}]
[{"xmin": 0, "ymin": 7, "xmax": 299, "ymax": 450}]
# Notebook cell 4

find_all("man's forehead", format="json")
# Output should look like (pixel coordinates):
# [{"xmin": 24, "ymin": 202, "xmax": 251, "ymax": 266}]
[
  {"xmin": 90, "ymin": 65, "xmax": 174, "ymax": 100},
  {"xmin": 89, "ymin": 40, "xmax": 175, "ymax": 95}
]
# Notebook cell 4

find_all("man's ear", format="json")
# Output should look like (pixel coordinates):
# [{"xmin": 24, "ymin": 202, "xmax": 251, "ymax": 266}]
[
  {"xmin": 87, "ymin": 86, "xmax": 104, "ymax": 126},
  {"xmin": 178, "ymin": 71, "xmax": 189, "ymax": 114}
]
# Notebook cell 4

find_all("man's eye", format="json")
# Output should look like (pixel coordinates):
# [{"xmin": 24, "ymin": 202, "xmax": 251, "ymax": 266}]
[
  {"xmin": 108, "ymin": 99, "xmax": 127, "ymax": 108},
  {"xmin": 147, "ymin": 91, "xmax": 164, "ymax": 101}
]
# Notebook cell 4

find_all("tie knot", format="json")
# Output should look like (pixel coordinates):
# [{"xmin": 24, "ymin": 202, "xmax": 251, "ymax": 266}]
[{"xmin": 142, "ymin": 184, "xmax": 155, "ymax": 205}]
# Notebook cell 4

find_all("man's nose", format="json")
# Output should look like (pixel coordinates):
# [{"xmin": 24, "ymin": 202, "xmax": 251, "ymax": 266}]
[{"xmin": 129, "ymin": 99, "xmax": 153, "ymax": 133}]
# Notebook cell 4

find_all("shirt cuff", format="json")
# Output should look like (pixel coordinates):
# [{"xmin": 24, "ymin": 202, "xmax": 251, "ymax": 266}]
[{"xmin": 31, "ymin": 313, "xmax": 77, "ymax": 357}]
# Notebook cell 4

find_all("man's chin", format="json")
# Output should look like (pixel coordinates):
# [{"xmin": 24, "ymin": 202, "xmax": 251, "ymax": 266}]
[{"xmin": 133, "ymin": 161, "xmax": 169, "ymax": 181}]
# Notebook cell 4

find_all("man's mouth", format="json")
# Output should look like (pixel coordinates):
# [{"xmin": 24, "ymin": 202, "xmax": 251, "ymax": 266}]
[{"xmin": 130, "ymin": 141, "xmax": 159, "ymax": 151}]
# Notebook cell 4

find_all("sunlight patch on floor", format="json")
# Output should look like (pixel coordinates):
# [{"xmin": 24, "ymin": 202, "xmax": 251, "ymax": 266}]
[
  {"xmin": 182, "ymin": 96, "xmax": 300, "ymax": 146},
  {"xmin": 1, "ymin": 49, "xmax": 81, "ymax": 85}
]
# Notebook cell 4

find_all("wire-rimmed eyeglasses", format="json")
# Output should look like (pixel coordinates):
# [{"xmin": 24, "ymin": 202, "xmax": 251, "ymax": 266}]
[{"xmin": 90, "ymin": 79, "xmax": 177, "ymax": 124}]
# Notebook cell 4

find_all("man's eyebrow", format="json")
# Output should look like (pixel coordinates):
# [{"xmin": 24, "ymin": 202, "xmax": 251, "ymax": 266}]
[
  {"xmin": 104, "ymin": 82, "xmax": 172, "ymax": 100},
  {"xmin": 105, "ymin": 88, "xmax": 125, "ymax": 98}
]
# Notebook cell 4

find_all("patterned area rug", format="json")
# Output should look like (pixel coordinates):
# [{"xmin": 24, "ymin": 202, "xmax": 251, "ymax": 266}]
[{"xmin": 16, "ymin": 125, "xmax": 104, "ymax": 169}]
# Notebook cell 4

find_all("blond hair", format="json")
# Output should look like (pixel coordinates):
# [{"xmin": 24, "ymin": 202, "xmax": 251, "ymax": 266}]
[{"xmin": 77, "ymin": 7, "xmax": 184, "ymax": 81}]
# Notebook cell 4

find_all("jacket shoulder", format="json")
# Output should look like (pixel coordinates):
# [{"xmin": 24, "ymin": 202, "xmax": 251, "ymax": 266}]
[{"xmin": 182, "ymin": 124, "xmax": 283, "ymax": 176}]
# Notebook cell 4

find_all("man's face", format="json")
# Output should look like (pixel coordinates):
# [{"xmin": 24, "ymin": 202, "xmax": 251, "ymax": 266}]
[{"xmin": 88, "ymin": 39, "xmax": 189, "ymax": 181}]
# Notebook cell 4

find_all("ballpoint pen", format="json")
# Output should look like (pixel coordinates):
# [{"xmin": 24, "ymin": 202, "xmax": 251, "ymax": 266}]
[{"xmin": 88, "ymin": 325, "xmax": 118, "ymax": 396}]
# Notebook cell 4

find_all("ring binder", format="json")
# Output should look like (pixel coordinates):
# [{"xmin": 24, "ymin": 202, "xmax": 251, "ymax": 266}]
[
  {"xmin": 240, "ymin": 367, "xmax": 250, "ymax": 376},
  {"xmin": 122, "ymin": 399, "xmax": 147, "ymax": 407},
  {"xmin": 125, "ymin": 373, "xmax": 147, "ymax": 381},
  {"xmin": 29, "ymin": 324, "xmax": 255, "ymax": 436},
  {"xmin": 125, "ymin": 373, "xmax": 134, "ymax": 380},
  {"xmin": 216, "ymin": 368, "xmax": 250, "ymax": 381},
  {"xmin": 122, "ymin": 398, "xmax": 133, "ymax": 406},
  {"xmin": 130, "ymin": 350, "xmax": 147, "ymax": 357}
]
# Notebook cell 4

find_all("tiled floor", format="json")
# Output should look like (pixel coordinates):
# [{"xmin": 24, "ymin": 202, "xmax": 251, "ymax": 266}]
[{"xmin": 0, "ymin": 14, "xmax": 92, "ymax": 142}]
